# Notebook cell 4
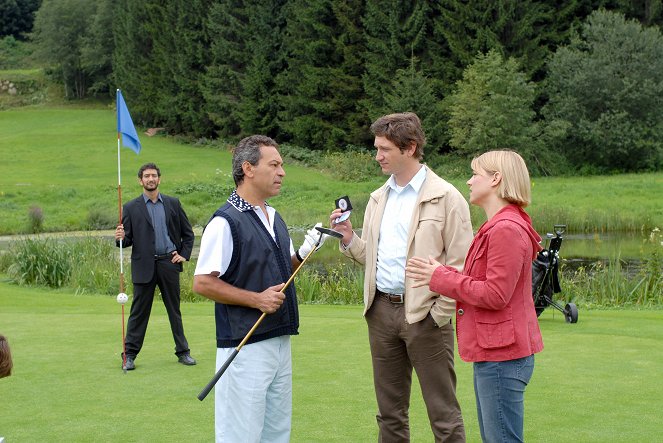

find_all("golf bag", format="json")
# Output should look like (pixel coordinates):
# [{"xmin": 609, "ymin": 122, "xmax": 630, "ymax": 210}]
[{"xmin": 532, "ymin": 224, "xmax": 578, "ymax": 323}]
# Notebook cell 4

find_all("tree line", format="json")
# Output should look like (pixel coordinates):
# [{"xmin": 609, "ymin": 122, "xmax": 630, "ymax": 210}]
[{"xmin": 6, "ymin": 0, "xmax": 663, "ymax": 174}]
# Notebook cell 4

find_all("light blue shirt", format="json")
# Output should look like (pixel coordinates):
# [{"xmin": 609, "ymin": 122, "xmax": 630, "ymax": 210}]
[
  {"xmin": 143, "ymin": 193, "xmax": 176, "ymax": 255},
  {"xmin": 376, "ymin": 165, "xmax": 427, "ymax": 294}
]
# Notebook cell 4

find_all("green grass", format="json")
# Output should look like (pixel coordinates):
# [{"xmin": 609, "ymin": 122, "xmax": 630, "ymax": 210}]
[
  {"xmin": 1, "ymin": 105, "xmax": 662, "ymax": 235},
  {"xmin": 1, "ymin": 282, "xmax": 662, "ymax": 442}
]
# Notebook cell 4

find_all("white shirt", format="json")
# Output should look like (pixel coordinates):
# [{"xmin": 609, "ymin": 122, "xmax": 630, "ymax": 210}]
[
  {"xmin": 375, "ymin": 165, "xmax": 427, "ymax": 294},
  {"xmin": 195, "ymin": 202, "xmax": 295, "ymax": 277}
]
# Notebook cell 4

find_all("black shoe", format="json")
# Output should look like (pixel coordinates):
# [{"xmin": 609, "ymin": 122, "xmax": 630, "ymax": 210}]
[
  {"xmin": 177, "ymin": 353, "xmax": 196, "ymax": 366},
  {"xmin": 122, "ymin": 356, "xmax": 135, "ymax": 371}
]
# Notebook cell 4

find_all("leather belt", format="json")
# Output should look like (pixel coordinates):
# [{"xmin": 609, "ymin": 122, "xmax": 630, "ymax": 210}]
[
  {"xmin": 376, "ymin": 289, "xmax": 404, "ymax": 304},
  {"xmin": 154, "ymin": 253, "xmax": 172, "ymax": 260}
]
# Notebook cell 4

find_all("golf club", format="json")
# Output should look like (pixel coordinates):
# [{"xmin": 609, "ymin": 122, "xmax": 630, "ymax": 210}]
[{"xmin": 197, "ymin": 225, "xmax": 343, "ymax": 401}]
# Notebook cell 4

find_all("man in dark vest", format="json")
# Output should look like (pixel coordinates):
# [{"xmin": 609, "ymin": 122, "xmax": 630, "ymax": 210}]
[
  {"xmin": 193, "ymin": 135, "xmax": 328, "ymax": 443},
  {"xmin": 115, "ymin": 162, "xmax": 195, "ymax": 371}
]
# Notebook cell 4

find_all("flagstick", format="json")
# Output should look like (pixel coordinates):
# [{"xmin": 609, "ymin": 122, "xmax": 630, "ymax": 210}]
[
  {"xmin": 117, "ymin": 108, "xmax": 128, "ymax": 373},
  {"xmin": 115, "ymin": 88, "xmax": 141, "ymax": 373}
]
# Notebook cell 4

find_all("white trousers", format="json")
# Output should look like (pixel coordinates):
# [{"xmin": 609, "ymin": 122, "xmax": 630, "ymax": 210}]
[{"xmin": 215, "ymin": 335, "xmax": 292, "ymax": 443}]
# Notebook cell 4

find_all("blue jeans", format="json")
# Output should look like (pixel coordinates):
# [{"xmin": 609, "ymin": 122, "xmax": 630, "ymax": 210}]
[{"xmin": 473, "ymin": 355, "xmax": 535, "ymax": 443}]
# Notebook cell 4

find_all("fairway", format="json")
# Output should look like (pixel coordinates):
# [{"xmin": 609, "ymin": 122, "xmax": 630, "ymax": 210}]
[{"xmin": 1, "ymin": 283, "xmax": 661, "ymax": 442}]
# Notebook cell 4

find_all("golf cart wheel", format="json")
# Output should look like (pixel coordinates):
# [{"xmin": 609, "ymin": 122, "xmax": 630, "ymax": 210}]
[
  {"xmin": 535, "ymin": 307, "xmax": 545, "ymax": 317},
  {"xmin": 564, "ymin": 303, "xmax": 578, "ymax": 323}
]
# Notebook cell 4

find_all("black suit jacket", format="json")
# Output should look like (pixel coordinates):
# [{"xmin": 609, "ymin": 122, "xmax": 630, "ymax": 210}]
[{"xmin": 117, "ymin": 193, "xmax": 194, "ymax": 284}]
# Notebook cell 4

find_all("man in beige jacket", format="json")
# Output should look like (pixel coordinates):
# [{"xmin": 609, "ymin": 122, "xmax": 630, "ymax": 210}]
[{"xmin": 329, "ymin": 112, "xmax": 473, "ymax": 442}]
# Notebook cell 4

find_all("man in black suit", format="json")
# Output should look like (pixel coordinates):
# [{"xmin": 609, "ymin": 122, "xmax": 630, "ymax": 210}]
[{"xmin": 115, "ymin": 162, "xmax": 196, "ymax": 371}]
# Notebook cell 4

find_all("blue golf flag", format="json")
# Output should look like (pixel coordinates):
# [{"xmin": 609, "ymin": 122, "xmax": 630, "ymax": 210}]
[{"xmin": 116, "ymin": 89, "xmax": 141, "ymax": 154}]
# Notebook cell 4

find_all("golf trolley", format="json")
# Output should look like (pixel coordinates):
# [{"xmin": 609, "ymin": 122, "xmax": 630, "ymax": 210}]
[{"xmin": 531, "ymin": 224, "xmax": 579, "ymax": 323}]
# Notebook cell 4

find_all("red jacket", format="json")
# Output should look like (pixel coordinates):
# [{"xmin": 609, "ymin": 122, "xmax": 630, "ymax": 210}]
[{"xmin": 429, "ymin": 205, "xmax": 544, "ymax": 362}]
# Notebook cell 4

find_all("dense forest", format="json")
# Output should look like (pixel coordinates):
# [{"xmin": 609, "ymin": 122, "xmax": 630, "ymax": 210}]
[{"xmin": 2, "ymin": 0, "xmax": 663, "ymax": 174}]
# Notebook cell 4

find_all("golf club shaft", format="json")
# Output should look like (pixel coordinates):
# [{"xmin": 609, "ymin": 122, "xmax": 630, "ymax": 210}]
[{"xmin": 197, "ymin": 232, "xmax": 322, "ymax": 401}]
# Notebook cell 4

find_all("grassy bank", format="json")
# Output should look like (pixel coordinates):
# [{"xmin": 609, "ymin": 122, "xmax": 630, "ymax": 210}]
[
  {"xmin": 1, "ymin": 105, "xmax": 662, "ymax": 235},
  {"xmin": 1, "ymin": 283, "xmax": 661, "ymax": 441}
]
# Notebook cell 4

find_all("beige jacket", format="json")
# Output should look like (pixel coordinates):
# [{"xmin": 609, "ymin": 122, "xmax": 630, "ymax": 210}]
[{"xmin": 342, "ymin": 167, "xmax": 473, "ymax": 326}]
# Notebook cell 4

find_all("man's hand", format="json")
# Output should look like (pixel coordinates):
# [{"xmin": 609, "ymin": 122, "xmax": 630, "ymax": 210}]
[
  {"xmin": 170, "ymin": 251, "xmax": 186, "ymax": 263},
  {"xmin": 329, "ymin": 209, "xmax": 353, "ymax": 246},
  {"xmin": 254, "ymin": 283, "xmax": 286, "ymax": 314},
  {"xmin": 115, "ymin": 224, "xmax": 125, "ymax": 241}
]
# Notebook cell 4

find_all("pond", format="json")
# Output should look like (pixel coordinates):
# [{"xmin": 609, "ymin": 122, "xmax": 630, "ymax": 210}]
[{"xmin": 292, "ymin": 228, "xmax": 662, "ymax": 275}]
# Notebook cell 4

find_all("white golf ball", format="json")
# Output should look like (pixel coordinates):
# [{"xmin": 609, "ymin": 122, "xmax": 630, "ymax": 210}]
[{"xmin": 116, "ymin": 292, "xmax": 129, "ymax": 304}]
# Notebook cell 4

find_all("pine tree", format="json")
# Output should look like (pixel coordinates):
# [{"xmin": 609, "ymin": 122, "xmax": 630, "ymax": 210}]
[
  {"xmin": 276, "ymin": 0, "xmax": 366, "ymax": 149},
  {"xmin": 446, "ymin": 50, "xmax": 550, "ymax": 174},
  {"xmin": 362, "ymin": 1, "xmax": 453, "ymax": 150},
  {"xmin": 113, "ymin": 0, "xmax": 212, "ymax": 134},
  {"xmin": 112, "ymin": 0, "xmax": 160, "ymax": 125},
  {"xmin": 0, "ymin": 0, "xmax": 41, "ymax": 39},
  {"xmin": 439, "ymin": 1, "xmax": 552, "ymax": 81},
  {"xmin": 383, "ymin": 57, "xmax": 446, "ymax": 154},
  {"xmin": 204, "ymin": 0, "xmax": 286, "ymax": 139}
]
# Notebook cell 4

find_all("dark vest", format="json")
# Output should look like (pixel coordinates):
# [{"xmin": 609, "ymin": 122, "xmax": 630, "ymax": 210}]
[{"xmin": 211, "ymin": 202, "xmax": 299, "ymax": 348}]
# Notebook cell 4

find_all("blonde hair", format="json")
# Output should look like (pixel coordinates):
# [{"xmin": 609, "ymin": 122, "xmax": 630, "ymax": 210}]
[{"xmin": 471, "ymin": 150, "xmax": 531, "ymax": 207}]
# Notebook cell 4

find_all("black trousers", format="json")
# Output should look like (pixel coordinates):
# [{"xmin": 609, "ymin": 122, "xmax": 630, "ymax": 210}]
[{"xmin": 125, "ymin": 258, "xmax": 190, "ymax": 358}]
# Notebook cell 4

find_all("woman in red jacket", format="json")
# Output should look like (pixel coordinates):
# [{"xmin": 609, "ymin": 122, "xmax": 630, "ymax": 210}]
[{"xmin": 406, "ymin": 150, "xmax": 543, "ymax": 443}]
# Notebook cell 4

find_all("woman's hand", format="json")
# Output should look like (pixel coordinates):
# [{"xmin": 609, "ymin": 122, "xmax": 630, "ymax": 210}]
[{"xmin": 406, "ymin": 256, "xmax": 442, "ymax": 288}]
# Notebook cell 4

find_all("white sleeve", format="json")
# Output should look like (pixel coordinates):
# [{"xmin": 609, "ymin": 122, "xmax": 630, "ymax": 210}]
[
  {"xmin": 194, "ymin": 216, "xmax": 234, "ymax": 277},
  {"xmin": 289, "ymin": 239, "xmax": 295, "ymax": 257}
]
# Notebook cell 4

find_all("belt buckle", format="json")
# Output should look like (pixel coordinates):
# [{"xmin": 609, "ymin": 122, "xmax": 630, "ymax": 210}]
[{"xmin": 389, "ymin": 293, "xmax": 404, "ymax": 304}]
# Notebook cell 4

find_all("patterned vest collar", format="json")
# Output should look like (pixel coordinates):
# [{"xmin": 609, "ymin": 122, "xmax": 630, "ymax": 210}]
[{"xmin": 227, "ymin": 189, "xmax": 271, "ymax": 212}]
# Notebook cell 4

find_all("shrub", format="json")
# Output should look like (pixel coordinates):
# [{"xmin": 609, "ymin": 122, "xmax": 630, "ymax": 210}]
[
  {"xmin": 7, "ymin": 238, "xmax": 71, "ymax": 287},
  {"xmin": 27, "ymin": 205, "xmax": 44, "ymax": 233},
  {"xmin": 320, "ymin": 150, "xmax": 380, "ymax": 182},
  {"xmin": 0, "ymin": 36, "xmax": 34, "ymax": 70},
  {"xmin": 172, "ymin": 182, "xmax": 234, "ymax": 198},
  {"xmin": 279, "ymin": 143, "xmax": 320, "ymax": 167},
  {"xmin": 86, "ymin": 207, "xmax": 116, "ymax": 230}
]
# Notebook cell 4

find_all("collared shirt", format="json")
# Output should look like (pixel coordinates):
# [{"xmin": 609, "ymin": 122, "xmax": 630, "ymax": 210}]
[
  {"xmin": 375, "ymin": 165, "xmax": 427, "ymax": 294},
  {"xmin": 195, "ymin": 190, "xmax": 295, "ymax": 277},
  {"xmin": 143, "ymin": 193, "xmax": 176, "ymax": 255}
]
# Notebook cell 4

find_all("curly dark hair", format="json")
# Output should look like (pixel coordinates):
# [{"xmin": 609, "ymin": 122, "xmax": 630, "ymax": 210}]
[{"xmin": 138, "ymin": 163, "xmax": 161, "ymax": 178}]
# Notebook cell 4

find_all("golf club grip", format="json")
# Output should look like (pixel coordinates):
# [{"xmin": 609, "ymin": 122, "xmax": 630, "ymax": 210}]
[{"xmin": 197, "ymin": 348, "xmax": 239, "ymax": 401}]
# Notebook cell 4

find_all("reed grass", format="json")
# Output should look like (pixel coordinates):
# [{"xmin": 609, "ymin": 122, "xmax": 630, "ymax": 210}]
[
  {"xmin": 562, "ymin": 256, "xmax": 662, "ymax": 307},
  {"xmin": 4, "ymin": 236, "xmax": 120, "ymax": 295},
  {"xmin": 561, "ymin": 228, "xmax": 663, "ymax": 307},
  {"xmin": 3, "ymin": 234, "xmax": 661, "ymax": 308}
]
